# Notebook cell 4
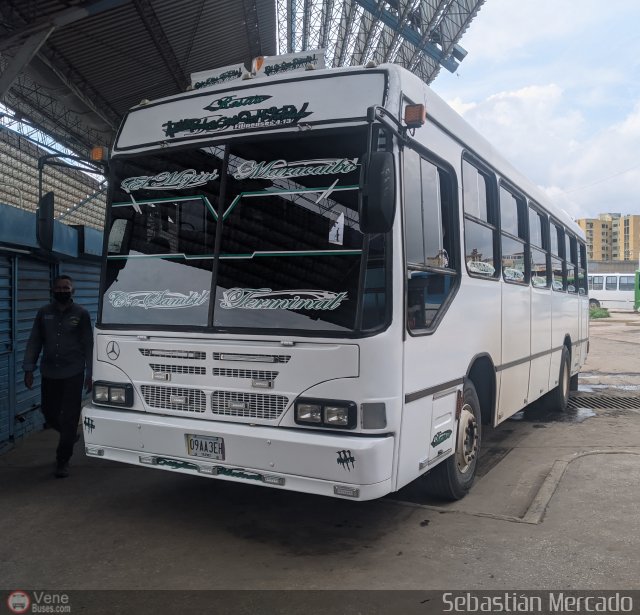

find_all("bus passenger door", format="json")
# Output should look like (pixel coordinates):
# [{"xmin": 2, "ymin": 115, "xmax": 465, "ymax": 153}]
[
  {"xmin": 529, "ymin": 283, "xmax": 552, "ymax": 403},
  {"xmin": 527, "ymin": 208, "xmax": 552, "ymax": 405},
  {"xmin": 496, "ymin": 189, "xmax": 530, "ymax": 423},
  {"xmin": 498, "ymin": 280, "xmax": 531, "ymax": 422}
]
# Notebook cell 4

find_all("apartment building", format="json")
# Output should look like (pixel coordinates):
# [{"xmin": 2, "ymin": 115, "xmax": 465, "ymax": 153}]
[{"xmin": 577, "ymin": 213, "xmax": 640, "ymax": 262}]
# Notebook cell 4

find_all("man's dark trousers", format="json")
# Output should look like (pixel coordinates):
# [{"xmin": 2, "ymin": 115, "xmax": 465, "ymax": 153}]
[{"xmin": 41, "ymin": 372, "xmax": 84, "ymax": 463}]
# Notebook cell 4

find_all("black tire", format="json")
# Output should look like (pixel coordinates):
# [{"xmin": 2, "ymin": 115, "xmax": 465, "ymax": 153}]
[
  {"xmin": 589, "ymin": 299, "xmax": 600, "ymax": 309},
  {"xmin": 569, "ymin": 373, "xmax": 579, "ymax": 392},
  {"xmin": 425, "ymin": 381, "xmax": 481, "ymax": 501},
  {"xmin": 545, "ymin": 346, "xmax": 570, "ymax": 412}
]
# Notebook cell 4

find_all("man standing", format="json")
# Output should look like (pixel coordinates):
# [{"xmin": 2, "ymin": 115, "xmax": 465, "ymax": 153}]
[{"xmin": 23, "ymin": 275, "xmax": 93, "ymax": 478}]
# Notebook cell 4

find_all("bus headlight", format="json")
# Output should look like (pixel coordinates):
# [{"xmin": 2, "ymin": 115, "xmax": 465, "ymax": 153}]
[
  {"xmin": 295, "ymin": 402, "xmax": 322, "ymax": 423},
  {"xmin": 94, "ymin": 384, "xmax": 110, "ymax": 402},
  {"xmin": 325, "ymin": 405, "xmax": 349, "ymax": 426},
  {"xmin": 294, "ymin": 398, "xmax": 356, "ymax": 429},
  {"xmin": 93, "ymin": 381, "xmax": 134, "ymax": 407},
  {"xmin": 109, "ymin": 386, "xmax": 127, "ymax": 404}
]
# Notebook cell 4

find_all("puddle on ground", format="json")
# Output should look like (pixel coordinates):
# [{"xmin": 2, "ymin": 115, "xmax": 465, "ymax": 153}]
[
  {"xmin": 580, "ymin": 372, "xmax": 640, "ymax": 379},
  {"xmin": 510, "ymin": 406, "xmax": 597, "ymax": 424},
  {"xmin": 578, "ymin": 384, "xmax": 640, "ymax": 393}
]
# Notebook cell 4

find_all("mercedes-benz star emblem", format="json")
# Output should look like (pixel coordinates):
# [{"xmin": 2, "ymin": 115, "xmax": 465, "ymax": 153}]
[{"xmin": 106, "ymin": 341, "xmax": 120, "ymax": 361}]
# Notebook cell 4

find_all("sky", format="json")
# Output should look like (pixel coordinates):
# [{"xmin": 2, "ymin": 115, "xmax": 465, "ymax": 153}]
[{"xmin": 431, "ymin": 0, "xmax": 640, "ymax": 221}]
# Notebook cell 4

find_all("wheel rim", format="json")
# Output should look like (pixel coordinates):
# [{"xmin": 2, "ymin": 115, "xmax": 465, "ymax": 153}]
[{"xmin": 456, "ymin": 404, "xmax": 479, "ymax": 474}]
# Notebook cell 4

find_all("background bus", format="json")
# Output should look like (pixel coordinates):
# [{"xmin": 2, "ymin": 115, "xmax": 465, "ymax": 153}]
[{"xmin": 588, "ymin": 273, "xmax": 638, "ymax": 311}]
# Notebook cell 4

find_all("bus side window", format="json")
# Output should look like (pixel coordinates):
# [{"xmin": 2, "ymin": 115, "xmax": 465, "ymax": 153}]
[
  {"xmin": 499, "ymin": 184, "xmax": 528, "ymax": 284},
  {"xmin": 567, "ymin": 234, "xmax": 578, "ymax": 294},
  {"xmin": 592, "ymin": 276, "xmax": 603, "ymax": 291},
  {"xmin": 579, "ymin": 243, "xmax": 587, "ymax": 295},
  {"xmin": 361, "ymin": 234, "xmax": 388, "ymax": 329},
  {"xmin": 462, "ymin": 158, "xmax": 498, "ymax": 278},
  {"xmin": 619, "ymin": 275, "xmax": 635, "ymax": 291},
  {"xmin": 550, "ymin": 222, "xmax": 566, "ymax": 291},
  {"xmin": 404, "ymin": 148, "xmax": 458, "ymax": 332},
  {"xmin": 529, "ymin": 204, "xmax": 549, "ymax": 288},
  {"xmin": 605, "ymin": 275, "xmax": 617, "ymax": 291}
]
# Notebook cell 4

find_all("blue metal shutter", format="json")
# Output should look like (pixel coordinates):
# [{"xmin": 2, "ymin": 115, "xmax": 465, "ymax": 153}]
[
  {"xmin": 15, "ymin": 257, "xmax": 51, "ymax": 415},
  {"xmin": 58, "ymin": 260, "xmax": 101, "ymax": 325},
  {"xmin": 0, "ymin": 255, "xmax": 12, "ymax": 442}
]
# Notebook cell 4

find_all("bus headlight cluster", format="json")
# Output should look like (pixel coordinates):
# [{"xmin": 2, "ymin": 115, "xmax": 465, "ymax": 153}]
[
  {"xmin": 294, "ymin": 398, "xmax": 357, "ymax": 429},
  {"xmin": 93, "ymin": 381, "xmax": 134, "ymax": 407}
]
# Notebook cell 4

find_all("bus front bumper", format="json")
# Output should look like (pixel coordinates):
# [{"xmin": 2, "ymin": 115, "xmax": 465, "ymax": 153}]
[{"xmin": 81, "ymin": 405, "xmax": 394, "ymax": 500}]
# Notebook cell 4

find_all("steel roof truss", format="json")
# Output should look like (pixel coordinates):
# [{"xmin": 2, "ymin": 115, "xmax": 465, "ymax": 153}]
[
  {"xmin": 0, "ymin": 27, "xmax": 54, "ymax": 97},
  {"xmin": 132, "ymin": 0, "xmax": 188, "ymax": 92}
]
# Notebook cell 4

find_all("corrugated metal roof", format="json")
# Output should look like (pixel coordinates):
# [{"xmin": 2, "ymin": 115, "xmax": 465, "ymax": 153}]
[{"xmin": 1, "ymin": 0, "xmax": 277, "ymax": 154}]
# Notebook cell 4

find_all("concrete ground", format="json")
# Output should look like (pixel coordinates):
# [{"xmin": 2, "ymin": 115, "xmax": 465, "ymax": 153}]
[{"xmin": 1, "ymin": 312, "xmax": 639, "ymax": 591}]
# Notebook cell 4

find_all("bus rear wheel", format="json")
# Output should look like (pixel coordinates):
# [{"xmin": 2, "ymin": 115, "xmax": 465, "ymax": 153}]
[
  {"xmin": 544, "ymin": 346, "xmax": 570, "ymax": 412},
  {"xmin": 425, "ymin": 381, "xmax": 481, "ymax": 501},
  {"xmin": 589, "ymin": 299, "xmax": 600, "ymax": 309}
]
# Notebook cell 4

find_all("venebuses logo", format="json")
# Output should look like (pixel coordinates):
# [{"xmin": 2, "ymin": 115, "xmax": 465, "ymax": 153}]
[
  {"xmin": 7, "ymin": 591, "xmax": 30, "ymax": 614},
  {"xmin": 7, "ymin": 590, "xmax": 72, "ymax": 613}
]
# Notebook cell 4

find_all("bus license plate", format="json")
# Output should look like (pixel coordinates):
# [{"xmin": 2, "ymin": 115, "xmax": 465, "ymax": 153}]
[{"xmin": 185, "ymin": 434, "xmax": 225, "ymax": 460}]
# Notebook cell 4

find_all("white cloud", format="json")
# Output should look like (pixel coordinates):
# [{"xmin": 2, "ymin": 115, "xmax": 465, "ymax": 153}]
[
  {"xmin": 462, "ymin": 0, "xmax": 606, "ymax": 64},
  {"xmin": 546, "ymin": 102, "xmax": 640, "ymax": 217},
  {"xmin": 434, "ymin": 0, "xmax": 640, "ymax": 220},
  {"xmin": 446, "ymin": 87, "xmax": 640, "ymax": 219},
  {"xmin": 447, "ymin": 83, "xmax": 583, "ymax": 182},
  {"xmin": 447, "ymin": 97, "xmax": 476, "ymax": 116}
]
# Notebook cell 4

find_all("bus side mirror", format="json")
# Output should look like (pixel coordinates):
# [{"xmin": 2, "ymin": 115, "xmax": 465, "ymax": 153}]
[{"xmin": 359, "ymin": 151, "xmax": 395, "ymax": 234}]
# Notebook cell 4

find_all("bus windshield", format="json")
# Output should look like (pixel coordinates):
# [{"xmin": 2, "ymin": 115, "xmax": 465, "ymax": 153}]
[{"xmin": 101, "ymin": 127, "xmax": 389, "ymax": 334}]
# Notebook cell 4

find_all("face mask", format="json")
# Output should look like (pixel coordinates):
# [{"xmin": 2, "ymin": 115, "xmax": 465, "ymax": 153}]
[{"xmin": 53, "ymin": 291, "xmax": 72, "ymax": 304}]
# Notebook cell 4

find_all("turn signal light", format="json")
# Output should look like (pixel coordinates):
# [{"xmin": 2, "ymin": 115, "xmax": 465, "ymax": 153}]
[
  {"xmin": 404, "ymin": 104, "xmax": 426, "ymax": 129},
  {"xmin": 90, "ymin": 146, "xmax": 108, "ymax": 162}
]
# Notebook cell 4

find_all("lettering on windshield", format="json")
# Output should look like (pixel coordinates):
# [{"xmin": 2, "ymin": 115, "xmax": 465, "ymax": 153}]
[
  {"xmin": 162, "ymin": 102, "xmax": 312, "ymax": 138},
  {"xmin": 108, "ymin": 290, "xmax": 210, "ymax": 309},
  {"xmin": 220, "ymin": 288, "xmax": 348, "ymax": 311},
  {"xmin": 121, "ymin": 169, "xmax": 220, "ymax": 192},
  {"xmin": 233, "ymin": 157, "xmax": 358, "ymax": 180}
]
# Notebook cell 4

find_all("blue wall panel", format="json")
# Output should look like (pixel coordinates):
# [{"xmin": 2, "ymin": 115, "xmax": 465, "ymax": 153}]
[
  {"xmin": 15, "ymin": 258, "xmax": 51, "ymax": 417},
  {"xmin": 59, "ymin": 260, "xmax": 101, "ymax": 325},
  {"xmin": 0, "ymin": 203, "xmax": 104, "ymax": 445},
  {"xmin": 0, "ymin": 256, "xmax": 12, "ymax": 442}
]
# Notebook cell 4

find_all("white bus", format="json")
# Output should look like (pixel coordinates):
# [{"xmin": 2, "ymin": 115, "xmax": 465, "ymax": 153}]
[
  {"xmin": 587, "ymin": 273, "xmax": 637, "ymax": 311},
  {"xmin": 81, "ymin": 59, "xmax": 589, "ymax": 501}
]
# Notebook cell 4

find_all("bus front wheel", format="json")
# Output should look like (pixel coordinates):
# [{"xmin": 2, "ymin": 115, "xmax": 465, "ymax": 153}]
[
  {"xmin": 425, "ymin": 381, "xmax": 481, "ymax": 501},
  {"xmin": 589, "ymin": 299, "xmax": 600, "ymax": 309}
]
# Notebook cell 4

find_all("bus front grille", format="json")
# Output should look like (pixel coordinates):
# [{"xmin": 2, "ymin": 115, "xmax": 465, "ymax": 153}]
[
  {"xmin": 211, "ymin": 391, "xmax": 288, "ymax": 420},
  {"xmin": 212, "ymin": 352, "xmax": 290, "ymax": 364},
  {"xmin": 140, "ymin": 349, "xmax": 206, "ymax": 360},
  {"xmin": 141, "ymin": 385, "xmax": 206, "ymax": 413},
  {"xmin": 212, "ymin": 368, "xmax": 278, "ymax": 381}
]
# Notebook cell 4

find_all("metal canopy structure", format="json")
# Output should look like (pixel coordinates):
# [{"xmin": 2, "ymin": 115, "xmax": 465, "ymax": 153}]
[
  {"xmin": 278, "ymin": 0, "xmax": 483, "ymax": 82},
  {"xmin": 0, "ymin": 0, "xmax": 484, "ymax": 228},
  {"xmin": 0, "ymin": 0, "xmax": 277, "ymax": 155}
]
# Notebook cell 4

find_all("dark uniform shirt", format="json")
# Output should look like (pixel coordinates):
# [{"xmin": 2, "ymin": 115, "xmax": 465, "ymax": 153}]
[{"xmin": 23, "ymin": 301, "xmax": 93, "ymax": 379}]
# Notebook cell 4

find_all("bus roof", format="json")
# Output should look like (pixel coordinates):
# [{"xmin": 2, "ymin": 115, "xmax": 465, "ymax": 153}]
[{"xmin": 115, "ymin": 62, "xmax": 582, "ymax": 237}]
